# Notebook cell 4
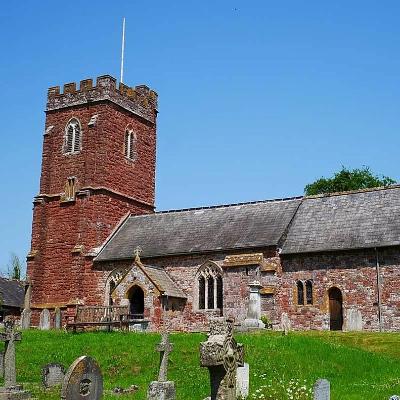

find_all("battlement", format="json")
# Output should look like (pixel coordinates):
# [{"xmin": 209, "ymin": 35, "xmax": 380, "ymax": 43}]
[{"xmin": 47, "ymin": 75, "xmax": 158, "ymax": 123}]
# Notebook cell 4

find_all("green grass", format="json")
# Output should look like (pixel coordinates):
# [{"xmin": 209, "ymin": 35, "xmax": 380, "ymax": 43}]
[{"xmin": 5, "ymin": 330, "xmax": 400, "ymax": 399}]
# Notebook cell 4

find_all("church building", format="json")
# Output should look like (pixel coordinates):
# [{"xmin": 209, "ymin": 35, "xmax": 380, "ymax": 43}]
[{"xmin": 26, "ymin": 75, "xmax": 400, "ymax": 332}]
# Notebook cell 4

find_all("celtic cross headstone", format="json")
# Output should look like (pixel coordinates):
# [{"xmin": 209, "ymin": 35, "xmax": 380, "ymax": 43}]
[
  {"xmin": 0, "ymin": 321, "xmax": 32, "ymax": 399},
  {"xmin": 200, "ymin": 317, "xmax": 244, "ymax": 400}
]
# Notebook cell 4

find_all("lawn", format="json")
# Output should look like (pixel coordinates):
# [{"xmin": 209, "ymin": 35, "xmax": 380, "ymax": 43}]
[{"xmin": 4, "ymin": 330, "xmax": 400, "ymax": 399}]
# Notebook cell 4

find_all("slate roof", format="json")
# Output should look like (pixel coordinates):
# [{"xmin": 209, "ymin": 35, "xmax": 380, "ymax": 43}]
[
  {"xmin": 140, "ymin": 264, "xmax": 187, "ymax": 298},
  {"xmin": 0, "ymin": 278, "xmax": 24, "ymax": 308},
  {"xmin": 95, "ymin": 198, "xmax": 302, "ymax": 261},
  {"xmin": 281, "ymin": 186, "xmax": 400, "ymax": 254}
]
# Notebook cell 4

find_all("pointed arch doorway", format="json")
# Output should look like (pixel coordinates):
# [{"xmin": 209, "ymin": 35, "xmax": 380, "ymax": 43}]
[
  {"xmin": 328, "ymin": 287, "xmax": 343, "ymax": 331},
  {"xmin": 128, "ymin": 285, "xmax": 144, "ymax": 319}
]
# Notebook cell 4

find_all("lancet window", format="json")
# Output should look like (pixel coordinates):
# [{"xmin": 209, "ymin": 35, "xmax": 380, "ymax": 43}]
[
  {"xmin": 64, "ymin": 118, "xmax": 81, "ymax": 154},
  {"xmin": 124, "ymin": 128, "xmax": 136, "ymax": 160},
  {"xmin": 197, "ymin": 262, "xmax": 223, "ymax": 311}
]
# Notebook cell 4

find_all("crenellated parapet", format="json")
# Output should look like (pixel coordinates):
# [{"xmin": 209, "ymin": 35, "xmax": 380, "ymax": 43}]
[{"xmin": 47, "ymin": 75, "xmax": 158, "ymax": 123}]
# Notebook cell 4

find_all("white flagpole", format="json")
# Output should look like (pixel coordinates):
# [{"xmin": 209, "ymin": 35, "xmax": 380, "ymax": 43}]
[{"xmin": 120, "ymin": 17, "xmax": 126, "ymax": 83}]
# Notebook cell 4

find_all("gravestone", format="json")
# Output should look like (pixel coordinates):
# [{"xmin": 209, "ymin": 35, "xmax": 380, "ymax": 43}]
[
  {"xmin": 0, "ymin": 321, "xmax": 32, "ymax": 399},
  {"xmin": 147, "ymin": 333, "xmax": 176, "ymax": 400},
  {"xmin": 200, "ymin": 317, "xmax": 244, "ymax": 400},
  {"xmin": 236, "ymin": 362, "xmax": 249, "ymax": 399},
  {"xmin": 281, "ymin": 312, "xmax": 291, "ymax": 335},
  {"xmin": 314, "ymin": 379, "xmax": 330, "ymax": 400},
  {"xmin": 61, "ymin": 356, "xmax": 103, "ymax": 400},
  {"xmin": 242, "ymin": 281, "xmax": 265, "ymax": 329},
  {"xmin": 20, "ymin": 309, "xmax": 31, "ymax": 330},
  {"xmin": 0, "ymin": 352, "xmax": 3, "ymax": 379},
  {"xmin": 54, "ymin": 308, "xmax": 62, "ymax": 330},
  {"xmin": 42, "ymin": 363, "xmax": 65, "ymax": 388},
  {"xmin": 346, "ymin": 309, "xmax": 362, "ymax": 331},
  {"xmin": 39, "ymin": 309, "xmax": 51, "ymax": 330}
]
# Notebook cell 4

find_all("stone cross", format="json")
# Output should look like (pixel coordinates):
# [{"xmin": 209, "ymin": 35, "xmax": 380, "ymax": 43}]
[
  {"xmin": 156, "ymin": 333, "xmax": 173, "ymax": 382},
  {"xmin": 0, "ymin": 321, "xmax": 21, "ymax": 388},
  {"xmin": 200, "ymin": 318, "xmax": 244, "ymax": 400},
  {"xmin": 147, "ymin": 333, "xmax": 176, "ymax": 400}
]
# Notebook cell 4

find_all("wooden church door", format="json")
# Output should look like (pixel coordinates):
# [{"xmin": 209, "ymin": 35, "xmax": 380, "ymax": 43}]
[{"xmin": 328, "ymin": 287, "xmax": 343, "ymax": 331}]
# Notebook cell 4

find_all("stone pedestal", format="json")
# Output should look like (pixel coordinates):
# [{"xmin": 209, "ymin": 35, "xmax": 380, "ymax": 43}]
[
  {"xmin": 0, "ymin": 386, "xmax": 32, "ymax": 399},
  {"xmin": 236, "ymin": 363, "xmax": 249, "ymax": 399},
  {"xmin": 243, "ymin": 282, "xmax": 265, "ymax": 329},
  {"xmin": 147, "ymin": 381, "xmax": 176, "ymax": 400}
]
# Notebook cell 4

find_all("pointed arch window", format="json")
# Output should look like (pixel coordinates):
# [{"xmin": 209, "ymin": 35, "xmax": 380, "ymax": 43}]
[
  {"xmin": 124, "ymin": 129, "xmax": 135, "ymax": 160},
  {"xmin": 197, "ymin": 262, "xmax": 223, "ymax": 311},
  {"xmin": 296, "ymin": 281, "xmax": 304, "ymax": 305},
  {"xmin": 64, "ymin": 118, "xmax": 81, "ymax": 154}
]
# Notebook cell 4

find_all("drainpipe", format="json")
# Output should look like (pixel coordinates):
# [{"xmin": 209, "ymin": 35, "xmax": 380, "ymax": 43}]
[{"xmin": 374, "ymin": 247, "xmax": 383, "ymax": 332}]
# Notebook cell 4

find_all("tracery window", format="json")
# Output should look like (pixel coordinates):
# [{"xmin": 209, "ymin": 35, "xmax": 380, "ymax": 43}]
[
  {"xmin": 124, "ymin": 128, "xmax": 135, "ymax": 160},
  {"xmin": 306, "ymin": 280, "xmax": 313, "ymax": 305},
  {"xmin": 296, "ymin": 281, "xmax": 304, "ymax": 305},
  {"xmin": 64, "ymin": 118, "xmax": 81, "ymax": 154},
  {"xmin": 197, "ymin": 262, "xmax": 223, "ymax": 311},
  {"xmin": 63, "ymin": 177, "xmax": 76, "ymax": 201}
]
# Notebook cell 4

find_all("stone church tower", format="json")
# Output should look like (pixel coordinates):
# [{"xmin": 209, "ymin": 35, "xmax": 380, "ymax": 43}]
[{"xmin": 26, "ymin": 76, "xmax": 158, "ymax": 320}]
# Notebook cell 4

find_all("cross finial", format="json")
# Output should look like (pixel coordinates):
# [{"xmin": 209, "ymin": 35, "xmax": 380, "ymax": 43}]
[{"xmin": 134, "ymin": 246, "xmax": 142, "ymax": 263}]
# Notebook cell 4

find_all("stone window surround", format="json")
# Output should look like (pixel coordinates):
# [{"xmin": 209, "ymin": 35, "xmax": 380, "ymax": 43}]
[
  {"xmin": 63, "ymin": 117, "xmax": 82, "ymax": 155},
  {"xmin": 295, "ymin": 279, "xmax": 314, "ymax": 306},
  {"xmin": 124, "ymin": 125, "xmax": 137, "ymax": 161},
  {"xmin": 195, "ymin": 261, "xmax": 223, "ymax": 312}
]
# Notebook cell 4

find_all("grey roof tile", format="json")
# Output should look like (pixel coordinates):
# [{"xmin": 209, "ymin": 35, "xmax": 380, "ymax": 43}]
[
  {"xmin": 141, "ymin": 264, "xmax": 186, "ymax": 298},
  {"xmin": 281, "ymin": 186, "xmax": 400, "ymax": 254},
  {"xmin": 0, "ymin": 278, "xmax": 24, "ymax": 308},
  {"xmin": 95, "ymin": 198, "xmax": 302, "ymax": 261}
]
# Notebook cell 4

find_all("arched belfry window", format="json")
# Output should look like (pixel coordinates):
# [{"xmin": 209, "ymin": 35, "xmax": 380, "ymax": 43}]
[
  {"xmin": 296, "ymin": 281, "xmax": 304, "ymax": 305},
  {"xmin": 306, "ymin": 280, "xmax": 313, "ymax": 305},
  {"xmin": 124, "ymin": 128, "xmax": 136, "ymax": 160},
  {"xmin": 64, "ymin": 118, "xmax": 81, "ymax": 154},
  {"xmin": 196, "ymin": 262, "xmax": 223, "ymax": 311}
]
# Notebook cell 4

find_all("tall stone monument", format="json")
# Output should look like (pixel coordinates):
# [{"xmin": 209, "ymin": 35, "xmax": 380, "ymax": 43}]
[
  {"xmin": 21, "ymin": 281, "xmax": 32, "ymax": 330},
  {"xmin": 200, "ymin": 318, "xmax": 244, "ymax": 400},
  {"xmin": 147, "ymin": 333, "xmax": 176, "ymax": 400},
  {"xmin": 0, "ymin": 321, "xmax": 32, "ymax": 399},
  {"xmin": 243, "ymin": 281, "xmax": 265, "ymax": 329}
]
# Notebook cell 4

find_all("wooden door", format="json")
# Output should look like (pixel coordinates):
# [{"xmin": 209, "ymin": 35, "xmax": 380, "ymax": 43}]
[{"xmin": 329, "ymin": 287, "xmax": 343, "ymax": 331}]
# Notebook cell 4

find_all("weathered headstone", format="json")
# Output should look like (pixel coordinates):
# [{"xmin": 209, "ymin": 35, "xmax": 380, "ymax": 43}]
[
  {"xmin": 281, "ymin": 312, "xmax": 291, "ymax": 335},
  {"xmin": 314, "ymin": 379, "xmax": 330, "ymax": 400},
  {"xmin": 0, "ymin": 352, "xmax": 4, "ymax": 379},
  {"xmin": 54, "ymin": 308, "xmax": 62, "ymax": 330},
  {"xmin": 20, "ymin": 309, "xmax": 31, "ymax": 330},
  {"xmin": 0, "ymin": 321, "xmax": 32, "ymax": 399},
  {"xmin": 61, "ymin": 356, "xmax": 103, "ymax": 400},
  {"xmin": 242, "ymin": 281, "xmax": 265, "ymax": 329},
  {"xmin": 42, "ymin": 363, "xmax": 65, "ymax": 388},
  {"xmin": 200, "ymin": 317, "xmax": 244, "ymax": 400},
  {"xmin": 39, "ymin": 308, "xmax": 51, "ymax": 330},
  {"xmin": 236, "ymin": 362, "xmax": 249, "ymax": 399},
  {"xmin": 346, "ymin": 309, "xmax": 362, "ymax": 331},
  {"xmin": 147, "ymin": 333, "xmax": 176, "ymax": 400}
]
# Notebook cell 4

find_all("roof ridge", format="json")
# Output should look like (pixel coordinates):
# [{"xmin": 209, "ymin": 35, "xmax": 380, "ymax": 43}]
[
  {"xmin": 154, "ymin": 195, "xmax": 303, "ymax": 215},
  {"xmin": 304, "ymin": 184, "xmax": 400, "ymax": 200}
]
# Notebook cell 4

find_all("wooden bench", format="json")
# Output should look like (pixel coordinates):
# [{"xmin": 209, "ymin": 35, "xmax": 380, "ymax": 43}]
[{"xmin": 66, "ymin": 305, "xmax": 129, "ymax": 332}]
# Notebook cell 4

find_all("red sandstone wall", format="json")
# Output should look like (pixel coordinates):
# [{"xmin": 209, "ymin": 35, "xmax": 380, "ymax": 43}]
[
  {"xmin": 27, "ymin": 96, "xmax": 156, "ymax": 312},
  {"xmin": 279, "ymin": 247, "xmax": 400, "ymax": 332}
]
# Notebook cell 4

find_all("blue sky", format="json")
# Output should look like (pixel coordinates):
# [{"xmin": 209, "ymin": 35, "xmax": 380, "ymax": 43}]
[{"xmin": 0, "ymin": 1, "xmax": 399, "ymax": 274}]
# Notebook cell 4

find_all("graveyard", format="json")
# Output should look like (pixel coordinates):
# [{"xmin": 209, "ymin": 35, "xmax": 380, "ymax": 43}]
[{"xmin": 1, "ymin": 328, "xmax": 399, "ymax": 399}]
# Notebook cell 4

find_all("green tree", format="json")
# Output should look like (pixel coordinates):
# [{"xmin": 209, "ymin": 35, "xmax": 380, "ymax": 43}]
[
  {"xmin": 304, "ymin": 166, "xmax": 396, "ymax": 196},
  {"xmin": 7, "ymin": 253, "xmax": 22, "ymax": 280}
]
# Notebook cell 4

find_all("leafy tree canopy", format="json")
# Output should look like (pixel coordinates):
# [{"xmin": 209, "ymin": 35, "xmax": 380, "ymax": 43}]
[
  {"xmin": 304, "ymin": 166, "xmax": 396, "ymax": 196},
  {"xmin": 6, "ymin": 253, "xmax": 22, "ymax": 280}
]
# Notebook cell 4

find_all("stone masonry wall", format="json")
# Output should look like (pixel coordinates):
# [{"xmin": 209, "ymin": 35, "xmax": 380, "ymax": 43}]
[
  {"xmin": 279, "ymin": 247, "xmax": 400, "ymax": 332},
  {"xmin": 27, "ymin": 76, "xmax": 157, "ymax": 319}
]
